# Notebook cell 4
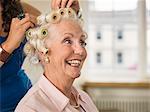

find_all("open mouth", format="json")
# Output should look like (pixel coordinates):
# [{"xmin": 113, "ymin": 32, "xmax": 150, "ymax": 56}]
[{"xmin": 66, "ymin": 59, "xmax": 81, "ymax": 67}]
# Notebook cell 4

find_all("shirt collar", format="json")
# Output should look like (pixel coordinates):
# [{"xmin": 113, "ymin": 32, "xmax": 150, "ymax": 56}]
[
  {"xmin": 38, "ymin": 75, "xmax": 87, "ymax": 111},
  {"xmin": 71, "ymin": 87, "xmax": 86, "ymax": 104},
  {"xmin": 38, "ymin": 75, "xmax": 69, "ymax": 112}
]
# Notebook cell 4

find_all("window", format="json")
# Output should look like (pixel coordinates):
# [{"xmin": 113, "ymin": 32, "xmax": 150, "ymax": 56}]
[
  {"xmin": 117, "ymin": 30, "xmax": 123, "ymax": 40},
  {"xmin": 94, "ymin": 0, "xmax": 137, "ymax": 11},
  {"xmin": 147, "ymin": 0, "xmax": 150, "ymax": 75},
  {"xmin": 97, "ymin": 32, "xmax": 101, "ymax": 40},
  {"xmin": 117, "ymin": 52, "xmax": 123, "ymax": 64},
  {"xmin": 96, "ymin": 52, "xmax": 101, "ymax": 63},
  {"xmin": 86, "ymin": 0, "xmax": 149, "ymax": 81}
]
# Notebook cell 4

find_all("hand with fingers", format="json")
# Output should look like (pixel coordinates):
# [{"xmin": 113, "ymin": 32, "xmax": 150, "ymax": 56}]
[
  {"xmin": 51, "ymin": 0, "xmax": 80, "ymax": 14},
  {"xmin": 3, "ymin": 13, "xmax": 34, "ymax": 53}
]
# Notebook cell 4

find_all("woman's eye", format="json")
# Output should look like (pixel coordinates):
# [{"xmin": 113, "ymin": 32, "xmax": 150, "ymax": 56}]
[
  {"xmin": 80, "ymin": 40, "xmax": 87, "ymax": 47},
  {"xmin": 64, "ymin": 39, "xmax": 72, "ymax": 44}
]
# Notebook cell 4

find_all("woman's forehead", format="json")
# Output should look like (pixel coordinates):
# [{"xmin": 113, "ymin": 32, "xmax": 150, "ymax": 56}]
[
  {"xmin": 48, "ymin": 19, "xmax": 83, "ymax": 34},
  {"xmin": 45, "ymin": 21, "xmax": 85, "ymax": 44}
]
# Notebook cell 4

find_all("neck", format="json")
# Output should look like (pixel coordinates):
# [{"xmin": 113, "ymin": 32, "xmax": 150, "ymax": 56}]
[{"xmin": 44, "ymin": 66, "xmax": 74, "ymax": 98}]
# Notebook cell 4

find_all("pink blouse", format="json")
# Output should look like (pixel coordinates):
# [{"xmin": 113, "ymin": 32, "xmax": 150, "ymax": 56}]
[{"xmin": 15, "ymin": 75, "xmax": 99, "ymax": 112}]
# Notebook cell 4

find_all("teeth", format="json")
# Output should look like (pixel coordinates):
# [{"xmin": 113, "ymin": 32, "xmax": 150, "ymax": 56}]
[
  {"xmin": 68, "ymin": 60, "xmax": 81, "ymax": 64},
  {"xmin": 67, "ymin": 60, "xmax": 81, "ymax": 67}
]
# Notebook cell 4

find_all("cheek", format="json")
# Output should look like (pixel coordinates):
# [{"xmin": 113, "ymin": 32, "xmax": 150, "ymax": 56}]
[{"xmin": 50, "ymin": 46, "xmax": 69, "ymax": 61}]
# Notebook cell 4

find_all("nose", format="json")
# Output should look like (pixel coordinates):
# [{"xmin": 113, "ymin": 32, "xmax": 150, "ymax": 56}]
[{"xmin": 73, "ymin": 42, "xmax": 86, "ymax": 56}]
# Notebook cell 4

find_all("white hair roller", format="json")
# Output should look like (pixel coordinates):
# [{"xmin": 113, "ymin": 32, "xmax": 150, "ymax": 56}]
[
  {"xmin": 58, "ymin": 8, "xmax": 67, "ymax": 17},
  {"xmin": 46, "ymin": 11, "xmax": 61, "ymax": 24},
  {"xmin": 67, "ymin": 8, "xmax": 76, "ymax": 19},
  {"xmin": 37, "ymin": 14, "xmax": 47, "ymax": 25},
  {"xmin": 37, "ymin": 28, "xmax": 48, "ymax": 39},
  {"xmin": 26, "ymin": 28, "xmax": 38, "ymax": 40},
  {"xmin": 36, "ymin": 39, "xmax": 48, "ymax": 54},
  {"xmin": 24, "ymin": 42, "xmax": 35, "ymax": 55}
]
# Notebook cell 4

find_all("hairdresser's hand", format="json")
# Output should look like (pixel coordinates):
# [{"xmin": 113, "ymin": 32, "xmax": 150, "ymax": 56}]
[
  {"xmin": 2, "ymin": 13, "xmax": 34, "ymax": 53},
  {"xmin": 51, "ymin": 0, "xmax": 80, "ymax": 14},
  {"xmin": 29, "ymin": 14, "xmax": 38, "ymax": 25}
]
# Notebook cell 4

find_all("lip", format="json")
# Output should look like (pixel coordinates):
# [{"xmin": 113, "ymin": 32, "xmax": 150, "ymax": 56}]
[
  {"xmin": 66, "ymin": 56, "xmax": 84, "ymax": 61},
  {"xmin": 67, "ymin": 58, "xmax": 82, "ymax": 61}
]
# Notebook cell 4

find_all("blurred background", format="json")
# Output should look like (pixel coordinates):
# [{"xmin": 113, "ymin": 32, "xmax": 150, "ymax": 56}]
[{"xmin": 22, "ymin": 0, "xmax": 150, "ymax": 112}]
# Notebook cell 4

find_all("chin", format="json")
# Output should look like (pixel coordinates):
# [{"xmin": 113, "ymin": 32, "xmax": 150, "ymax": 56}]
[
  {"xmin": 68, "ymin": 72, "xmax": 81, "ymax": 79},
  {"xmin": 73, "ymin": 72, "xmax": 81, "ymax": 79}
]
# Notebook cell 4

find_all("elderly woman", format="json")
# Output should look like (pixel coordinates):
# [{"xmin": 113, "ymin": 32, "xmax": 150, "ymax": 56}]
[{"xmin": 15, "ymin": 8, "xmax": 98, "ymax": 112}]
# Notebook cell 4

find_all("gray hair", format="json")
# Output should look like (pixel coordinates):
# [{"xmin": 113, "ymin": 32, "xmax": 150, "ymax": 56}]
[{"xmin": 24, "ymin": 8, "xmax": 83, "ymax": 64}]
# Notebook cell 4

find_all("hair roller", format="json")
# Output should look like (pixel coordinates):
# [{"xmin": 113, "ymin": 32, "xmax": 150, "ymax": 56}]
[
  {"xmin": 37, "ymin": 14, "xmax": 47, "ymax": 25},
  {"xmin": 46, "ymin": 11, "xmax": 61, "ymax": 24},
  {"xmin": 24, "ymin": 42, "xmax": 35, "ymax": 55},
  {"xmin": 37, "ymin": 28, "xmax": 48, "ymax": 39},
  {"xmin": 26, "ymin": 28, "xmax": 37, "ymax": 40},
  {"xmin": 67, "ymin": 8, "xmax": 76, "ymax": 18},
  {"xmin": 58, "ymin": 8, "xmax": 67, "ymax": 17}
]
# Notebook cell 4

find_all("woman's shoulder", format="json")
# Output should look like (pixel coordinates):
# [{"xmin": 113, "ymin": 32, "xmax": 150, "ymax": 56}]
[
  {"xmin": 15, "ymin": 83, "xmax": 41, "ymax": 110},
  {"xmin": 15, "ymin": 81, "xmax": 56, "ymax": 112},
  {"xmin": 17, "ymin": 82, "xmax": 40, "ymax": 103}
]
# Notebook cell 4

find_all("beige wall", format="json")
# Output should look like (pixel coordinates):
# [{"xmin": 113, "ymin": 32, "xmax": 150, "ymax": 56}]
[{"xmin": 22, "ymin": 0, "xmax": 50, "ymax": 13}]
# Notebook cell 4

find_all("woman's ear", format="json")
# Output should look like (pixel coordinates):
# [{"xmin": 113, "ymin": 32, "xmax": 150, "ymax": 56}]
[
  {"xmin": 46, "ymin": 49, "xmax": 51, "ymax": 55},
  {"xmin": 37, "ymin": 51, "xmax": 45, "ymax": 64},
  {"xmin": 38, "ymin": 49, "xmax": 51, "ymax": 64}
]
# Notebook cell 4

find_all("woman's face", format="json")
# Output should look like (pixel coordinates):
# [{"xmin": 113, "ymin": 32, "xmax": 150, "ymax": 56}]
[{"xmin": 45, "ymin": 19, "xmax": 87, "ymax": 79}]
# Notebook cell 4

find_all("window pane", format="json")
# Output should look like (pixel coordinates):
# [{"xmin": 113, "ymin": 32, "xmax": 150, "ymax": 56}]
[
  {"xmin": 96, "ymin": 52, "xmax": 101, "ymax": 63},
  {"xmin": 117, "ymin": 52, "xmax": 123, "ymax": 64},
  {"xmin": 88, "ymin": 0, "xmax": 138, "ymax": 74},
  {"xmin": 147, "ymin": 0, "xmax": 150, "ymax": 74},
  {"xmin": 117, "ymin": 30, "xmax": 123, "ymax": 40},
  {"xmin": 94, "ymin": 0, "xmax": 137, "ymax": 11},
  {"xmin": 97, "ymin": 32, "xmax": 101, "ymax": 40}
]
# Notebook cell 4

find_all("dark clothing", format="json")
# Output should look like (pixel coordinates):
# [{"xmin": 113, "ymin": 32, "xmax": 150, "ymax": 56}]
[{"xmin": 0, "ymin": 36, "xmax": 32, "ymax": 112}]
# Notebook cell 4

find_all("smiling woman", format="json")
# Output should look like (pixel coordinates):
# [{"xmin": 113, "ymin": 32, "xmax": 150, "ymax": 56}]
[{"xmin": 15, "ymin": 8, "xmax": 98, "ymax": 112}]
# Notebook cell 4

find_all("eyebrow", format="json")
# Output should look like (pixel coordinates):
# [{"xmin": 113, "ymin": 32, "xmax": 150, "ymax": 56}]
[
  {"xmin": 63, "ymin": 32, "xmax": 87, "ymax": 40},
  {"xmin": 63, "ymin": 33, "xmax": 74, "ymax": 37}
]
